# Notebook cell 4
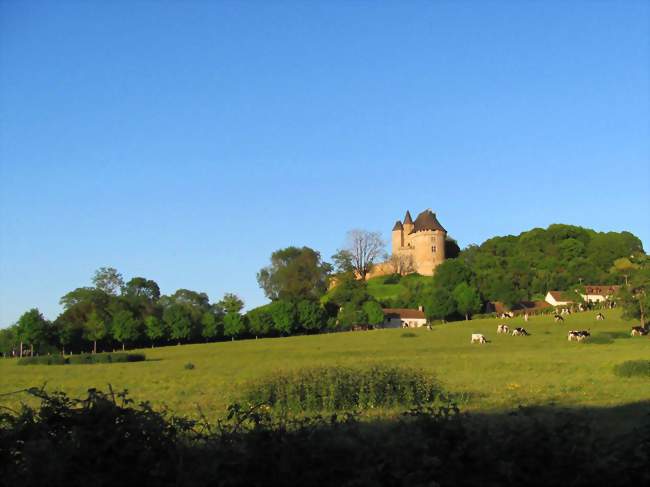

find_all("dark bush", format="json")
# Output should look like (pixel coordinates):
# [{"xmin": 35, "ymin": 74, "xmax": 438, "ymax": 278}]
[
  {"xmin": 383, "ymin": 273, "xmax": 401, "ymax": 284},
  {"xmin": 243, "ymin": 365, "xmax": 442, "ymax": 413},
  {"xmin": 184, "ymin": 362, "xmax": 195, "ymax": 370},
  {"xmin": 614, "ymin": 360, "xmax": 650, "ymax": 378},
  {"xmin": 17, "ymin": 353, "xmax": 145, "ymax": 366},
  {"xmin": 17, "ymin": 355, "xmax": 67, "ymax": 366}
]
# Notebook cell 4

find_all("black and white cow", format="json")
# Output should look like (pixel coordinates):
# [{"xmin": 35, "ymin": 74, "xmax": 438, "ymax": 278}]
[
  {"xmin": 512, "ymin": 327, "xmax": 529, "ymax": 336},
  {"xmin": 596, "ymin": 313, "xmax": 605, "ymax": 321},
  {"xmin": 554, "ymin": 314, "xmax": 564, "ymax": 323},
  {"xmin": 631, "ymin": 326, "xmax": 648, "ymax": 337}
]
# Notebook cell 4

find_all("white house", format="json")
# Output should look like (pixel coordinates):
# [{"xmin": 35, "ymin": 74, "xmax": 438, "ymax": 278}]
[
  {"xmin": 382, "ymin": 307, "xmax": 427, "ymax": 328},
  {"xmin": 545, "ymin": 291, "xmax": 573, "ymax": 307},
  {"xmin": 581, "ymin": 285, "xmax": 620, "ymax": 303}
]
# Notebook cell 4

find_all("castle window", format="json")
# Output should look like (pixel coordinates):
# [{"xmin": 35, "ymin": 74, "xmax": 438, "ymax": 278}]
[{"xmin": 432, "ymin": 245, "xmax": 436, "ymax": 253}]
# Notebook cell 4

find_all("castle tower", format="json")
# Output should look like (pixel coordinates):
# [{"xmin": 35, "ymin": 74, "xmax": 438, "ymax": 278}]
[
  {"xmin": 391, "ymin": 220, "xmax": 404, "ymax": 254},
  {"xmin": 400, "ymin": 209, "xmax": 446, "ymax": 276},
  {"xmin": 402, "ymin": 210, "xmax": 414, "ymax": 241}
]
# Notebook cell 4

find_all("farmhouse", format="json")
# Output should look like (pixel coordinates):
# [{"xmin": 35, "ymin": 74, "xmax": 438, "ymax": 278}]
[
  {"xmin": 544, "ymin": 291, "xmax": 573, "ymax": 307},
  {"xmin": 382, "ymin": 307, "xmax": 427, "ymax": 328},
  {"xmin": 581, "ymin": 285, "xmax": 620, "ymax": 303}
]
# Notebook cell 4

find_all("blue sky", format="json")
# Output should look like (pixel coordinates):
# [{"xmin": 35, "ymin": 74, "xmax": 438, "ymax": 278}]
[{"xmin": 1, "ymin": 0, "xmax": 648, "ymax": 326}]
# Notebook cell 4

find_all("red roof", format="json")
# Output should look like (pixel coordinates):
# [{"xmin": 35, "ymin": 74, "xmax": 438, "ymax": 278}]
[
  {"xmin": 383, "ymin": 308, "xmax": 426, "ymax": 319},
  {"xmin": 583, "ymin": 285, "xmax": 620, "ymax": 296}
]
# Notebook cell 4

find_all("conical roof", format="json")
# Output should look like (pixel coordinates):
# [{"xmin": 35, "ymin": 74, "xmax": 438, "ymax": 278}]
[
  {"xmin": 410, "ymin": 209, "xmax": 446, "ymax": 233},
  {"xmin": 392, "ymin": 220, "xmax": 403, "ymax": 231},
  {"xmin": 403, "ymin": 210, "xmax": 413, "ymax": 225}
]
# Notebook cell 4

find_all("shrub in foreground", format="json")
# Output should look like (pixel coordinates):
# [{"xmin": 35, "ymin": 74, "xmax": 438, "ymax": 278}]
[
  {"xmin": 614, "ymin": 360, "xmax": 650, "ymax": 378},
  {"xmin": 16, "ymin": 355, "xmax": 67, "ymax": 366},
  {"xmin": 243, "ymin": 365, "xmax": 442, "ymax": 412},
  {"xmin": 0, "ymin": 388, "xmax": 648, "ymax": 487}
]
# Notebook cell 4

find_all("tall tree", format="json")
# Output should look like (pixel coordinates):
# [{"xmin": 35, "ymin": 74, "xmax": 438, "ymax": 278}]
[
  {"xmin": 452, "ymin": 283, "xmax": 482, "ymax": 320},
  {"xmin": 340, "ymin": 230, "xmax": 385, "ymax": 280},
  {"xmin": 144, "ymin": 315, "xmax": 166, "ymax": 347},
  {"xmin": 163, "ymin": 304, "xmax": 192, "ymax": 344},
  {"xmin": 83, "ymin": 310, "xmax": 107, "ymax": 354},
  {"xmin": 223, "ymin": 312, "xmax": 246, "ymax": 340},
  {"xmin": 425, "ymin": 287, "xmax": 456, "ymax": 322},
  {"xmin": 269, "ymin": 300, "xmax": 297, "ymax": 335},
  {"xmin": 92, "ymin": 267, "xmax": 125, "ymax": 296},
  {"xmin": 247, "ymin": 306, "xmax": 274, "ymax": 338},
  {"xmin": 15, "ymin": 308, "xmax": 51, "ymax": 356},
  {"xmin": 297, "ymin": 300, "xmax": 326, "ymax": 332},
  {"xmin": 111, "ymin": 309, "xmax": 141, "ymax": 350},
  {"xmin": 362, "ymin": 301, "xmax": 385, "ymax": 327},
  {"xmin": 218, "ymin": 293, "xmax": 244, "ymax": 314},
  {"xmin": 257, "ymin": 246, "xmax": 332, "ymax": 301},
  {"xmin": 201, "ymin": 311, "xmax": 221, "ymax": 341},
  {"xmin": 124, "ymin": 277, "xmax": 161, "ymax": 301}
]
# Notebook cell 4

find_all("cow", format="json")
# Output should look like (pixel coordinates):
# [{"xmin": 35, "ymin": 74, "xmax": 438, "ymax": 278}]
[
  {"xmin": 568, "ymin": 330, "xmax": 591, "ymax": 342},
  {"xmin": 631, "ymin": 326, "xmax": 648, "ymax": 337},
  {"xmin": 596, "ymin": 313, "xmax": 605, "ymax": 321},
  {"xmin": 554, "ymin": 314, "xmax": 564, "ymax": 323},
  {"xmin": 471, "ymin": 333, "xmax": 488, "ymax": 344},
  {"xmin": 512, "ymin": 327, "xmax": 529, "ymax": 336},
  {"xmin": 497, "ymin": 324, "xmax": 509, "ymax": 334}
]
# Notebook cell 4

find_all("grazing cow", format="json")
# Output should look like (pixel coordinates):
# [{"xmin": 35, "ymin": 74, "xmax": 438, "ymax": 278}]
[
  {"xmin": 512, "ymin": 327, "xmax": 529, "ymax": 336},
  {"xmin": 596, "ymin": 313, "xmax": 605, "ymax": 321},
  {"xmin": 631, "ymin": 326, "xmax": 648, "ymax": 337},
  {"xmin": 569, "ymin": 330, "xmax": 590, "ymax": 342},
  {"xmin": 497, "ymin": 324, "xmax": 509, "ymax": 334},
  {"xmin": 471, "ymin": 333, "xmax": 488, "ymax": 344},
  {"xmin": 554, "ymin": 314, "xmax": 564, "ymax": 323}
]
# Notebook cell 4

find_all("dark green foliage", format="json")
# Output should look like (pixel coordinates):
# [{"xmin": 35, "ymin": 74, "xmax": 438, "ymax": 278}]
[
  {"xmin": 16, "ymin": 355, "xmax": 67, "ymax": 366},
  {"xmin": 383, "ymin": 273, "xmax": 401, "ymax": 284},
  {"xmin": 257, "ymin": 246, "xmax": 332, "ymax": 300},
  {"xmin": 184, "ymin": 362, "xmax": 195, "ymax": 370},
  {"xmin": 18, "ymin": 353, "xmax": 145, "ymax": 365},
  {"xmin": 243, "ymin": 365, "xmax": 442, "ymax": 413},
  {"xmin": 1, "ymin": 388, "xmax": 648, "ymax": 487},
  {"xmin": 614, "ymin": 360, "xmax": 650, "ymax": 378}
]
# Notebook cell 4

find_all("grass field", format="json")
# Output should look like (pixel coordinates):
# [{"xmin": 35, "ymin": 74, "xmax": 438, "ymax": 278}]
[{"xmin": 1, "ymin": 309, "xmax": 648, "ymax": 422}]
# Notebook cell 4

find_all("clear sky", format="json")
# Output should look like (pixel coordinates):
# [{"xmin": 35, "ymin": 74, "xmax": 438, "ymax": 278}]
[{"xmin": 1, "ymin": 0, "xmax": 648, "ymax": 326}]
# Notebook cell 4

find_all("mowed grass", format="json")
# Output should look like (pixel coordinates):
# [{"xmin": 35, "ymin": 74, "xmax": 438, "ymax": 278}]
[{"xmin": 1, "ymin": 310, "xmax": 648, "ymax": 420}]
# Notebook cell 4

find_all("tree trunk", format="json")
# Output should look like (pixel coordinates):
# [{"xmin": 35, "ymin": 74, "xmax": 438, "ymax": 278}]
[
  {"xmin": 122, "ymin": 343, "xmax": 125, "ymax": 351},
  {"xmin": 62, "ymin": 346, "xmax": 65, "ymax": 356},
  {"xmin": 19, "ymin": 341, "xmax": 23, "ymax": 358},
  {"xmin": 465, "ymin": 313, "xmax": 469, "ymax": 320},
  {"xmin": 31, "ymin": 344, "xmax": 34, "ymax": 356},
  {"xmin": 93, "ymin": 340, "xmax": 97, "ymax": 354}
]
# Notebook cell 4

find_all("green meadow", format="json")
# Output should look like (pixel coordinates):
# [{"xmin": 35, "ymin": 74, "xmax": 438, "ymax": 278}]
[{"xmin": 1, "ymin": 309, "xmax": 648, "ymax": 421}]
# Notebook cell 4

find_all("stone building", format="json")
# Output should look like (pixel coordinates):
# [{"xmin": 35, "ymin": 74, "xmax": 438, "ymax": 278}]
[{"xmin": 389, "ymin": 209, "xmax": 447, "ymax": 276}]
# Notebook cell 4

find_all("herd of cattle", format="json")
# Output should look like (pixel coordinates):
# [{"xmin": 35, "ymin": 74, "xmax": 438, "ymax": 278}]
[{"xmin": 471, "ymin": 312, "xmax": 649, "ymax": 344}]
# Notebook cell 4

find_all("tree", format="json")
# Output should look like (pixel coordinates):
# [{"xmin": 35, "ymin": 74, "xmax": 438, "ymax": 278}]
[
  {"xmin": 92, "ymin": 267, "xmax": 124, "ymax": 296},
  {"xmin": 297, "ymin": 300, "xmax": 325, "ymax": 332},
  {"xmin": 124, "ymin": 277, "xmax": 161, "ymax": 301},
  {"xmin": 16, "ymin": 308, "xmax": 51, "ymax": 356},
  {"xmin": 219, "ymin": 293, "xmax": 244, "ymax": 314},
  {"xmin": 362, "ymin": 301, "xmax": 385, "ymax": 327},
  {"xmin": 340, "ymin": 229, "xmax": 385, "ymax": 280},
  {"xmin": 247, "ymin": 306, "xmax": 274, "ymax": 338},
  {"xmin": 223, "ymin": 312, "xmax": 246, "ymax": 340},
  {"xmin": 83, "ymin": 310, "xmax": 107, "ymax": 354},
  {"xmin": 618, "ymin": 260, "xmax": 650, "ymax": 327},
  {"xmin": 453, "ymin": 283, "xmax": 482, "ymax": 320},
  {"xmin": 269, "ymin": 300, "xmax": 297, "ymax": 335},
  {"xmin": 0, "ymin": 326, "xmax": 18, "ymax": 356},
  {"xmin": 111, "ymin": 309, "xmax": 141, "ymax": 350},
  {"xmin": 201, "ymin": 311, "xmax": 221, "ymax": 341},
  {"xmin": 331, "ymin": 249, "xmax": 355, "ymax": 274},
  {"xmin": 257, "ymin": 246, "xmax": 332, "ymax": 301},
  {"xmin": 388, "ymin": 253, "xmax": 415, "ymax": 275},
  {"xmin": 337, "ymin": 304, "xmax": 367, "ymax": 329},
  {"xmin": 144, "ymin": 315, "xmax": 166, "ymax": 346},
  {"xmin": 425, "ymin": 287, "xmax": 456, "ymax": 322},
  {"xmin": 163, "ymin": 304, "xmax": 192, "ymax": 344},
  {"xmin": 610, "ymin": 257, "xmax": 639, "ymax": 286}
]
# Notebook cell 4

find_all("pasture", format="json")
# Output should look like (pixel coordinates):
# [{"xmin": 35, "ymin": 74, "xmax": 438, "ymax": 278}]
[{"xmin": 1, "ymin": 309, "xmax": 648, "ymax": 422}]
